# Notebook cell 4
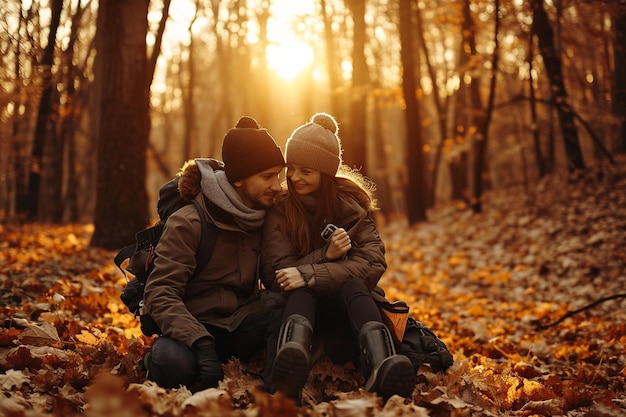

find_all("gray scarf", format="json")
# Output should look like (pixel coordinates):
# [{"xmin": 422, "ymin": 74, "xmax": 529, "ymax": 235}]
[{"xmin": 195, "ymin": 158, "xmax": 266, "ymax": 231}]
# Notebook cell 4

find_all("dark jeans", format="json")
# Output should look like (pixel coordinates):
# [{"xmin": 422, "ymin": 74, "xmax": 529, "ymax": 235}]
[
  {"xmin": 145, "ymin": 304, "xmax": 282, "ymax": 390},
  {"xmin": 282, "ymin": 278, "xmax": 383, "ymax": 364}
]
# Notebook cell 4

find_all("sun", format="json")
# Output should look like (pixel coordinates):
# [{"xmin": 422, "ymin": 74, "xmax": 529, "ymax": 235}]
[
  {"xmin": 266, "ymin": 40, "xmax": 314, "ymax": 80},
  {"xmin": 264, "ymin": 0, "xmax": 316, "ymax": 80},
  {"xmin": 154, "ymin": 0, "xmax": 316, "ymax": 81}
]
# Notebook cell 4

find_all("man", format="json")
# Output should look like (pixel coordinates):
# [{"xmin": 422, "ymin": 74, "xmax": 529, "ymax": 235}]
[{"xmin": 143, "ymin": 116, "xmax": 285, "ymax": 392}]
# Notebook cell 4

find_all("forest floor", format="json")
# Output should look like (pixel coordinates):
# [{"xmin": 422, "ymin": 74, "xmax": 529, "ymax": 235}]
[{"xmin": 1, "ymin": 160, "xmax": 625, "ymax": 417}]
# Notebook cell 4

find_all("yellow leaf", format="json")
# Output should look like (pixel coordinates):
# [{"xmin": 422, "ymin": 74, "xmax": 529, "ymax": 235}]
[{"xmin": 76, "ymin": 330, "xmax": 99, "ymax": 345}]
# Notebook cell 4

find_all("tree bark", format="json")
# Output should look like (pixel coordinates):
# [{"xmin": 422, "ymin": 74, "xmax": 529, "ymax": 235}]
[
  {"xmin": 61, "ymin": 0, "xmax": 88, "ymax": 222},
  {"xmin": 471, "ymin": 0, "xmax": 499, "ymax": 214},
  {"xmin": 182, "ymin": 12, "xmax": 198, "ymax": 161},
  {"xmin": 416, "ymin": 5, "xmax": 446, "ymax": 208},
  {"xmin": 320, "ymin": 0, "xmax": 342, "ymax": 116},
  {"xmin": 531, "ymin": 0, "xmax": 585, "ymax": 172},
  {"xmin": 26, "ymin": 0, "xmax": 63, "ymax": 221},
  {"xmin": 210, "ymin": 0, "xmax": 234, "ymax": 135},
  {"xmin": 613, "ymin": 11, "xmax": 626, "ymax": 153},
  {"xmin": 90, "ymin": 0, "xmax": 150, "ymax": 249},
  {"xmin": 345, "ymin": 0, "xmax": 368, "ymax": 173},
  {"xmin": 527, "ymin": 36, "xmax": 546, "ymax": 178},
  {"xmin": 399, "ymin": 0, "xmax": 427, "ymax": 224}
]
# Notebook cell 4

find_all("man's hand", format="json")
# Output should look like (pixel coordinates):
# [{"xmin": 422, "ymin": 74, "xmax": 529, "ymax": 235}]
[
  {"xmin": 192, "ymin": 337, "xmax": 223, "ymax": 390},
  {"xmin": 276, "ymin": 267, "xmax": 308, "ymax": 291},
  {"xmin": 324, "ymin": 227, "xmax": 351, "ymax": 260}
]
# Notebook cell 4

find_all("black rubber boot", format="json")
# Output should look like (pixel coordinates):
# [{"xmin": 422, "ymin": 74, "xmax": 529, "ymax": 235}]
[
  {"xmin": 359, "ymin": 321, "xmax": 416, "ymax": 401},
  {"xmin": 272, "ymin": 314, "xmax": 313, "ymax": 404}
]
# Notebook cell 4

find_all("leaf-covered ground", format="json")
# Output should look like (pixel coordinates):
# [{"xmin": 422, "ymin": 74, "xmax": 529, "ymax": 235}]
[{"xmin": 1, "ymin": 161, "xmax": 625, "ymax": 417}]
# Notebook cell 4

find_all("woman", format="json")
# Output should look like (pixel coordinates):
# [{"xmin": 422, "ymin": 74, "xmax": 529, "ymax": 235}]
[{"xmin": 261, "ymin": 113, "xmax": 416, "ymax": 403}]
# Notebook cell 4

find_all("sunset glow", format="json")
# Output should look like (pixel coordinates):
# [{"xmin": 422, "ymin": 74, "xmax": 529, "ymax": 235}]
[
  {"xmin": 266, "ymin": 40, "xmax": 314, "ymax": 80},
  {"xmin": 265, "ymin": 0, "xmax": 316, "ymax": 80}
]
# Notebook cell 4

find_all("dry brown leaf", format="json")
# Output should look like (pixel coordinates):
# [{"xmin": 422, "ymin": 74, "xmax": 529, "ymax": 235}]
[
  {"xmin": 381, "ymin": 395, "xmax": 430, "ymax": 416},
  {"xmin": 0, "ymin": 396, "xmax": 29, "ymax": 415},
  {"xmin": 250, "ymin": 389, "xmax": 305, "ymax": 417},
  {"xmin": 127, "ymin": 381, "xmax": 192, "ymax": 415},
  {"xmin": 18, "ymin": 321, "xmax": 60, "ymax": 346},
  {"xmin": 328, "ymin": 396, "xmax": 379, "ymax": 417},
  {"xmin": 519, "ymin": 398, "xmax": 564, "ymax": 416},
  {"xmin": 0, "ymin": 369, "xmax": 29, "ymax": 390}
]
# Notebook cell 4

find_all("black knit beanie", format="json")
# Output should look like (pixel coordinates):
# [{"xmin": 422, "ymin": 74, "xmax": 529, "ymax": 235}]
[{"xmin": 222, "ymin": 116, "xmax": 285, "ymax": 182}]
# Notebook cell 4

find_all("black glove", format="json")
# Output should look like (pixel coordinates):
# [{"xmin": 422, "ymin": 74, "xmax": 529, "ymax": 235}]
[{"xmin": 192, "ymin": 336, "xmax": 223, "ymax": 390}]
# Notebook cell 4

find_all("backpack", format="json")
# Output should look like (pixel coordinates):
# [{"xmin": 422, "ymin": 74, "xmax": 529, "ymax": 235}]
[
  {"xmin": 398, "ymin": 317, "xmax": 454, "ymax": 373},
  {"xmin": 114, "ymin": 176, "xmax": 218, "ymax": 336},
  {"xmin": 375, "ymin": 296, "xmax": 454, "ymax": 373}
]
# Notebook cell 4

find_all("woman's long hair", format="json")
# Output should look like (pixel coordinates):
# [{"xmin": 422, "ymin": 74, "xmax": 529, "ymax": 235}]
[{"xmin": 282, "ymin": 165, "xmax": 378, "ymax": 255}]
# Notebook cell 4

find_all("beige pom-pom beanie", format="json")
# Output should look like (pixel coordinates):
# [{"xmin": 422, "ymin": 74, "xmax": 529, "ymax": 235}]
[{"xmin": 285, "ymin": 112, "xmax": 342, "ymax": 176}]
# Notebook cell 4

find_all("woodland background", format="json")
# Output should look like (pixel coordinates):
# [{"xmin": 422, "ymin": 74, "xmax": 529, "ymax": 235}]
[
  {"xmin": 0, "ymin": 0, "xmax": 625, "ymax": 247},
  {"xmin": 0, "ymin": 0, "xmax": 625, "ymax": 416}
]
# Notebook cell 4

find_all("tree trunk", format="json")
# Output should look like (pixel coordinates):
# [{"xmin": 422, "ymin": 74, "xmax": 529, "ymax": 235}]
[
  {"xmin": 399, "ymin": 0, "xmax": 427, "ymax": 224},
  {"xmin": 416, "ymin": 5, "xmax": 445, "ymax": 208},
  {"xmin": 471, "ymin": 0, "xmax": 499, "ymax": 214},
  {"xmin": 320, "ymin": 0, "xmax": 342, "ymax": 116},
  {"xmin": 61, "ymin": 0, "xmax": 87, "ymax": 222},
  {"xmin": 460, "ymin": 0, "xmax": 489, "ymax": 213},
  {"xmin": 211, "ymin": 0, "xmax": 234, "ymax": 136},
  {"xmin": 11, "ymin": 6, "xmax": 27, "ymax": 219},
  {"xmin": 147, "ymin": 0, "xmax": 171, "ymax": 86},
  {"xmin": 613, "ymin": 12, "xmax": 626, "ymax": 153},
  {"xmin": 370, "ymin": 101, "xmax": 393, "ymax": 218},
  {"xmin": 90, "ymin": 0, "xmax": 150, "ymax": 250},
  {"xmin": 531, "ymin": 0, "xmax": 585, "ymax": 172},
  {"xmin": 182, "ymin": 13, "xmax": 197, "ymax": 161},
  {"xmin": 527, "ymin": 36, "xmax": 546, "ymax": 178},
  {"xmin": 345, "ymin": 0, "xmax": 368, "ymax": 173},
  {"xmin": 449, "ymin": 151, "xmax": 469, "ymax": 203},
  {"xmin": 255, "ymin": 2, "xmax": 271, "ymax": 125},
  {"xmin": 26, "ymin": 0, "xmax": 63, "ymax": 221},
  {"xmin": 42, "ymin": 86, "xmax": 64, "ymax": 223}
]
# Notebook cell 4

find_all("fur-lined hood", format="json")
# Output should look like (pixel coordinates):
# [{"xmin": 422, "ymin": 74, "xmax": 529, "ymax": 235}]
[
  {"xmin": 177, "ymin": 159, "xmax": 224, "ymax": 201},
  {"xmin": 177, "ymin": 158, "xmax": 266, "ymax": 231}
]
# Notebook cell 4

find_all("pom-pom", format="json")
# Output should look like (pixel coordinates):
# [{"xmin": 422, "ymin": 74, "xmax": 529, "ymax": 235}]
[
  {"xmin": 311, "ymin": 112, "xmax": 338, "ymax": 134},
  {"xmin": 235, "ymin": 116, "xmax": 260, "ymax": 129}
]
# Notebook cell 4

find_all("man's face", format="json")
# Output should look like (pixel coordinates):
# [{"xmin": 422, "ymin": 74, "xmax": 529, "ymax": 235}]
[{"xmin": 234, "ymin": 165, "xmax": 284, "ymax": 209}]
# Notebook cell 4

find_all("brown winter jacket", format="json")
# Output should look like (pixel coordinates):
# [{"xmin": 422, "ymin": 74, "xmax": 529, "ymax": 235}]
[
  {"xmin": 261, "ymin": 192, "xmax": 387, "ymax": 298},
  {"xmin": 144, "ymin": 160, "xmax": 279, "ymax": 349}
]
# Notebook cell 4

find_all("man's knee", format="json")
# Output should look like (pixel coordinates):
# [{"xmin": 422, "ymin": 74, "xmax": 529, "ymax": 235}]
[{"xmin": 145, "ymin": 337, "xmax": 197, "ymax": 389}]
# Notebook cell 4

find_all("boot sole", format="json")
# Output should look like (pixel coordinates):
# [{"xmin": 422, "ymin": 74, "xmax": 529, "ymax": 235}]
[
  {"xmin": 372, "ymin": 356, "xmax": 417, "ymax": 401},
  {"xmin": 273, "ymin": 342, "xmax": 310, "ymax": 401}
]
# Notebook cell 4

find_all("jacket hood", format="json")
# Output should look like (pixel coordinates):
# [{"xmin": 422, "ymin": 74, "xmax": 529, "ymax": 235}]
[
  {"xmin": 178, "ymin": 158, "xmax": 266, "ymax": 232},
  {"xmin": 178, "ymin": 158, "xmax": 224, "ymax": 201}
]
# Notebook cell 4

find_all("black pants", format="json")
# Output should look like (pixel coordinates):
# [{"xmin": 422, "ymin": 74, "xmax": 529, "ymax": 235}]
[
  {"xmin": 281, "ymin": 278, "xmax": 383, "ymax": 364},
  {"xmin": 145, "ymin": 304, "xmax": 282, "ymax": 390}
]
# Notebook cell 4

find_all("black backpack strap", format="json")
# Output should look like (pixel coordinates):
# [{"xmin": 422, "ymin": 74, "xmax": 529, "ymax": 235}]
[
  {"xmin": 114, "ymin": 244, "xmax": 136, "ymax": 279},
  {"xmin": 191, "ymin": 199, "xmax": 218, "ymax": 277},
  {"xmin": 116, "ymin": 200, "xmax": 215, "ymax": 281},
  {"xmin": 113, "ymin": 223, "xmax": 165, "ymax": 281}
]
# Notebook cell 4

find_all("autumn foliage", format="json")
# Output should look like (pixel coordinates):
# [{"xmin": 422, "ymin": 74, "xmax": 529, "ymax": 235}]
[{"xmin": 1, "ymin": 163, "xmax": 625, "ymax": 416}]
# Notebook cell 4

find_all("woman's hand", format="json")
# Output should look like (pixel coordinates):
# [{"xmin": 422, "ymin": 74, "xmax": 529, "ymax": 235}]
[
  {"xmin": 324, "ymin": 227, "xmax": 352, "ymax": 260},
  {"xmin": 276, "ymin": 267, "xmax": 308, "ymax": 291}
]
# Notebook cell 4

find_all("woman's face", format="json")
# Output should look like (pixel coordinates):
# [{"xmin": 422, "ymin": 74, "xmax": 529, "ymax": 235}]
[{"xmin": 286, "ymin": 163, "xmax": 321, "ymax": 195}]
